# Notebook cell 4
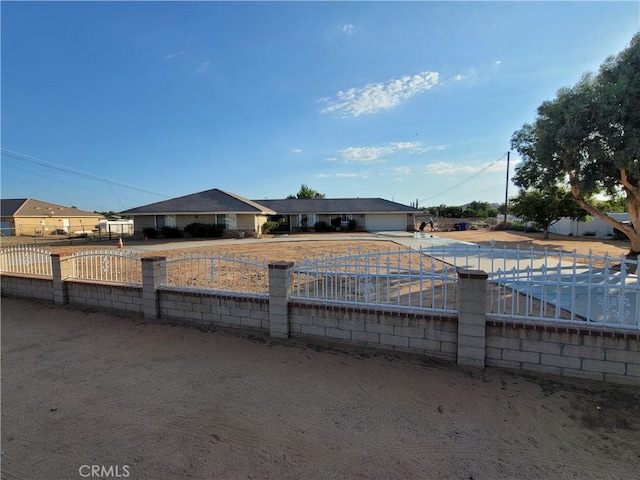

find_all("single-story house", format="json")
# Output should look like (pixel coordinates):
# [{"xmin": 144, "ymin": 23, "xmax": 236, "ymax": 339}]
[
  {"xmin": 0, "ymin": 198, "xmax": 104, "ymax": 236},
  {"xmin": 119, "ymin": 188, "xmax": 420, "ymax": 235},
  {"xmin": 119, "ymin": 189, "xmax": 277, "ymax": 234},
  {"xmin": 256, "ymin": 197, "xmax": 420, "ymax": 232}
]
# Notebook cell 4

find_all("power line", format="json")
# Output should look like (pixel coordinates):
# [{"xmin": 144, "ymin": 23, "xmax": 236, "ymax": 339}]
[{"xmin": 1, "ymin": 148, "xmax": 172, "ymax": 199}]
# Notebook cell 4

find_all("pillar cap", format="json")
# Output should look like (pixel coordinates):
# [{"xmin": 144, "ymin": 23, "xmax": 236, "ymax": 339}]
[
  {"xmin": 141, "ymin": 256, "xmax": 166, "ymax": 262},
  {"xmin": 457, "ymin": 268, "xmax": 488, "ymax": 279},
  {"xmin": 268, "ymin": 261, "xmax": 294, "ymax": 269}
]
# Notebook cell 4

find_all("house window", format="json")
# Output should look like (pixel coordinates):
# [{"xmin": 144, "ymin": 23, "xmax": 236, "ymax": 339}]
[
  {"xmin": 212, "ymin": 214, "xmax": 236, "ymax": 230},
  {"xmin": 224, "ymin": 214, "xmax": 237, "ymax": 230},
  {"xmin": 155, "ymin": 215, "xmax": 176, "ymax": 229}
]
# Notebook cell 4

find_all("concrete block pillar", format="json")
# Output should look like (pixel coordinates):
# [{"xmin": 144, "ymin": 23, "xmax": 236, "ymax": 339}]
[
  {"xmin": 141, "ymin": 256, "xmax": 167, "ymax": 320},
  {"xmin": 51, "ymin": 253, "xmax": 73, "ymax": 305},
  {"xmin": 457, "ymin": 268, "xmax": 488, "ymax": 369},
  {"xmin": 268, "ymin": 261, "xmax": 294, "ymax": 339}
]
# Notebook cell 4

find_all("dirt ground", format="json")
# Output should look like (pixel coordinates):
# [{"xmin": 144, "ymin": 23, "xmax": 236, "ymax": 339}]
[
  {"xmin": 3, "ymin": 229, "xmax": 633, "ymax": 263},
  {"xmin": 1, "ymin": 297, "xmax": 639, "ymax": 480},
  {"xmin": 2, "ymin": 230, "xmax": 639, "ymax": 479}
]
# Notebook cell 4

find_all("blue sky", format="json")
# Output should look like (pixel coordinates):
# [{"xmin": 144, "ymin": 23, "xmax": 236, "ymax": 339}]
[{"xmin": 1, "ymin": 1, "xmax": 639, "ymax": 213}]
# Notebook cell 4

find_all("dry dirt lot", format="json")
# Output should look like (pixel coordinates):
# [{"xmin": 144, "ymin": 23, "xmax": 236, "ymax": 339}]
[
  {"xmin": 2, "ymin": 230, "xmax": 639, "ymax": 479},
  {"xmin": 4, "ymin": 229, "xmax": 634, "ymax": 262},
  {"xmin": 2, "ymin": 297, "xmax": 639, "ymax": 480}
]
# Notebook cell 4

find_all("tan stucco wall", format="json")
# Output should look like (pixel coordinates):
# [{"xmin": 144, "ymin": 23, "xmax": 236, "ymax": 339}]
[
  {"xmin": 12, "ymin": 216, "xmax": 103, "ymax": 236},
  {"xmin": 132, "ymin": 214, "xmax": 262, "ymax": 234}
]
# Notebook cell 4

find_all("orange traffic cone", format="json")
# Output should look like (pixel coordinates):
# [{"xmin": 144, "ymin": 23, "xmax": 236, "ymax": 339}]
[{"xmin": 117, "ymin": 238, "xmax": 124, "ymax": 249}]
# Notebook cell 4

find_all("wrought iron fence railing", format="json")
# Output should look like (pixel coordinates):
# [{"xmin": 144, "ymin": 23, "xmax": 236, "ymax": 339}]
[
  {"xmin": 70, "ymin": 250, "xmax": 142, "ymax": 284},
  {"xmin": 415, "ymin": 243, "xmax": 639, "ymax": 328},
  {"xmin": 292, "ymin": 248, "xmax": 458, "ymax": 313},
  {"xmin": 2, "ymin": 243, "xmax": 638, "ymax": 328},
  {"xmin": 0, "ymin": 245, "xmax": 53, "ymax": 277},
  {"xmin": 162, "ymin": 251, "xmax": 268, "ymax": 296}
]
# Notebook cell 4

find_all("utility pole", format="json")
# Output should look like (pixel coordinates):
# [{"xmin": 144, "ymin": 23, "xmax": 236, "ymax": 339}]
[{"xmin": 503, "ymin": 151, "xmax": 510, "ymax": 227}]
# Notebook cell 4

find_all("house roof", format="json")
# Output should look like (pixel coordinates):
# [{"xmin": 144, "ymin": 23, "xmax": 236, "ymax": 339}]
[
  {"xmin": 254, "ymin": 198, "xmax": 421, "ymax": 215},
  {"xmin": 1, "ymin": 198, "xmax": 101, "ymax": 218},
  {"xmin": 119, "ymin": 189, "xmax": 277, "ymax": 216}
]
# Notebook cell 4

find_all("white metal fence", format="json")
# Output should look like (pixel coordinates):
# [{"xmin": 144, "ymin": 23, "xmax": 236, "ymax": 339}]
[
  {"xmin": 163, "ymin": 251, "xmax": 269, "ymax": 296},
  {"xmin": 417, "ymin": 243, "xmax": 639, "ymax": 328},
  {"xmin": 2, "ymin": 243, "xmax": 638, "ymax": 328},
  {"xmin": 70, "ymin": 250, "xmax": 142, "ymax": 284},
  {"xmin": 0, "ymin": 245, "xmax": 53, "ymax": 277},
  {"xmin": 292, "ymin": 248, "xmax": 458, "ymax": 313}
]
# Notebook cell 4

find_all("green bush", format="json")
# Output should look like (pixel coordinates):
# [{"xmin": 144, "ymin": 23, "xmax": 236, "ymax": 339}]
[
  {"xmin": 331, "ymin": 217, "xmax": 342, "ymax": 229},
  {"xmin": 314, "ymin": 221, "xmax": 329, "ymax": 232},
  {"xmin": 142, "ymin": 227, "xmax": 158, "ymax": 239},
  {"xmin": 184, "ymin": 223, "xmax": 225, "ymax": 238},
  {"xmin": 161, "ymin": 226, "xmax": 183, "ymax": 238},
  {"xmin": 261, "ymin": 221, "xmax": 279, "ymax": 234},
  {"xmin": 347, "ymin": 219, "xmax": 357, "ymax": 231}
]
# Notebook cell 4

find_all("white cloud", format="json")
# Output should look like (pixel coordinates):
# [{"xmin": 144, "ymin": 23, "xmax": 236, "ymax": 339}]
[
  {"xmin": 341, "ymin": 24, "xmax": 355, "ymax": 35},
  {"xmin": 319, "ymin": 71, "xmax": 440, "ymax": 117},
  {"xmin": 336, "ymin": 141, "xmax": 445, "ymax": 163},
  {"xmin": 339, "ymin": 146, "xmax": 394, "ymax": 163},
  {"xmin": 291, "ymin": 148, "xmax": 302, "ymax": 154},
  {"xmin": 389, "ymin": 142, "xmax": 419, "ymax": 150},
  {"xmin": 393, "ymin": 167, "xmax": 411, "ymax": 176},
  {"xmin": 453, "ymin": 74, "xmax": 464, "ymax": 81},
  {"xmin": 317, "ymin": 172, "xmax": 362, "ymax": 178},
  {"xmin": 495, "ymin": 60, "xmax": 502, "ymax": 65},
  {"xmin": 424, "ymin": 158, "xmax": 509, "ymax": 176},
  {"xmin": 424, "ymin": 162, "xmax": 480, "ymax": 175}
]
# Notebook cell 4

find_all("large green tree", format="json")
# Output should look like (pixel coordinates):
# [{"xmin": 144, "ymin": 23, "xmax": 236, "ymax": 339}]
[
  {"xmin": 511, "ymin": 33, "xmax": 640, "ymax": 257},
  {"xmin": 509, "ymin": 187, "xmax": 589, "ymax": 239},
  {"xmin": 287, "ymin": 184, "xmax": 325, "ymax": 199}
]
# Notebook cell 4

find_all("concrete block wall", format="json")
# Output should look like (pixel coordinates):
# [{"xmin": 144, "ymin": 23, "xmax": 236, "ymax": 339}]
[
  {"xmin": 289, "ymin": 302, "xmax": 458, "ymax": 361},
  {"xmin": 1, "ymin": 274, "xmax": 54, "ymax": 302},
  {"xmin": 158, "ymin": 288, "xmax": 269, "ymax": 331},
  {"xmin": 66, "ymin": 281, "xmax": 143, "ymax": 314},
  {"xmin": 486, "ymin": 320, "xmax": 640, "ymax": 386},
  {"xmin": 3, "ymin": 255, "xmax": 639, "ymax": 386}
]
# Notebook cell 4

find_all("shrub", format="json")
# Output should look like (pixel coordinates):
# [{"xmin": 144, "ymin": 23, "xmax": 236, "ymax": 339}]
[
  {"xmin": 261, "ymin": 221, "xmax": 279, "ymax": 234},
  {"xmin": 347, "ymin": 219, "xmax": 357, "ymax": 231},
  {"xmin": 184, "ymin": 223, "xmax": 224, "ymax": 238},
  {"xmin": 314, "ymin": 221, "xmax": 329, "ymax": 232},
  {"xmin": 331, "ymin": 217, "xmax": 342, "ymax": 229},
  {"xmin": 142, "ymin": 227, "xmax": 158, "ymax": 239},
  {"xmin": 161, "ymin": 226, "xmax": 183, "ymax": 238}
]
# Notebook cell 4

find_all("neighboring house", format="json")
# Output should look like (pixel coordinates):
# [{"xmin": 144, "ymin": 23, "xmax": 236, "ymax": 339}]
[
  {"xmin": 0, "ymin": 198, "xmax": 104, "ymax": 236},
  {"xmin": 119, "ymin": 189, "xmax": 277, "ymax": 234},
  {"xmin": 256, "ymin": 197, "xmax": 420, "ymax": 232}
]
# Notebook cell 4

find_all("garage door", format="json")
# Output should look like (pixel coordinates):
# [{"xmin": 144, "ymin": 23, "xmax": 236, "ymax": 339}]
[{"xmin": 366, "ymin": 214, "xmax": 406, "ymax": 231}]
